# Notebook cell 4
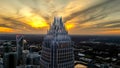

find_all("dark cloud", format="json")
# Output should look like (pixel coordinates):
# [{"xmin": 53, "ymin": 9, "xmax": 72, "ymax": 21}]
[
  {"xmin": 64, "ymin": 0, "xmax": 119, "ymax": 23},
  {"xmin": 85, "ymin": 20, "xmax": 120, "ymax": 29},
  {"xmin": 62, "ymin": 0, "xmax": 120, "ymax": 34},
  {"xmin": 76, "ymin": 13, "xmax": 107, "ymax": 24},
  {"xmin": 0, "ymin": 17, "xmax": 34, "ymax": 30},
  {"xmin": 98, "ymin": 20, "xmax": 120, "ymax": 28},
  {"xmin": 106, "ymin": 24, "xmax": 120, "ymax": 28},
  {"xmin": 64, "ymin": 0, "xmax": 111, "ymax": 21},
  {"xmin": 0, "ymin": 24, "xmax": 15, "ymax": 29}
]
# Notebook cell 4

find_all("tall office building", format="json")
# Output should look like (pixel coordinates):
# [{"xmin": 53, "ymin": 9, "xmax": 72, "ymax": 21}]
[
  {"xmin": 16, "ymin": 35, "xmax": 24, "ymax": 65},
  {"xmin": 3, "ymin": 52, "xmax": 17, "ymax": 68},
  {"xmin": 40, "ymin": 17, "xmax": 74, "ymax": 68},
  {"xmin": 3, "ymin": 43, "xmax": 16, "ymax": 68}
]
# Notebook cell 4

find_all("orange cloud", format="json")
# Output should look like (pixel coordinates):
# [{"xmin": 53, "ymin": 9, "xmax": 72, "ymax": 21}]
[
  {"xmin": 99, "ymin": 29, "xmax": 120, "ymax": 35},
  {"xmin": 0, "ymin": 27, "xmax": 14, "ymax": 32}
]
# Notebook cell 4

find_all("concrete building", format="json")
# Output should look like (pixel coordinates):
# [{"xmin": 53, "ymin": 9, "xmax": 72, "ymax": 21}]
[{"xmin": 40, "ymin": 17, "xmax": 74, "ymax": 68}]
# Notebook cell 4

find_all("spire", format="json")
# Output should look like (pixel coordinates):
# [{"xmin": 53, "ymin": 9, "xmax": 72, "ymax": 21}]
[
  {"xmin": 54, "ymin": 16, "xmax": 57, "ymax": 23},
  {"xmin": 60, "ymin": 16, "xmax": 62, "ymax": 23},
  {"xmin": 48, "ymin": 16, "xmax": 66, "ymax": 34},
  {"xmin": 54, "ymin": 17, "xmax": 63, "ymax": 27},
  {"xmin": 53, "ymin": 16, "xmax": 58, "ymax": 24}
]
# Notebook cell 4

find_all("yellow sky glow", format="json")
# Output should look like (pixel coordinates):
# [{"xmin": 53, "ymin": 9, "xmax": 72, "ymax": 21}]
[
  {"xmin": 65, "ymin": 22, "xmax": 75, "ymax": 30},
  {"xmin": 27, "ymin": 16, "xmax": 49, "ymax": 28},
  {"xmin": 20, "ymin": 8, "xmax": 49, "ymax": 28}
]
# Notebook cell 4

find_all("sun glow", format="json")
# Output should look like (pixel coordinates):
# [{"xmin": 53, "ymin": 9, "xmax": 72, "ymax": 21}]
[
  {"xmin": 20, "ymin": 8, "xmax": 49, "ymax": 29},
  {"xmin": 27, "ymin": 16, "xmax": 49, "ymax": 28},
  {"xmin": 65, "ymin": 22, "xmax": 75, "ymax": 30}
]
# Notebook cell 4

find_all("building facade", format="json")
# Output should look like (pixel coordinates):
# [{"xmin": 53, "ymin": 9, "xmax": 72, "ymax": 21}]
[{"xmin": 40, "ymin": 17, "xmax": 74, "ymax": 68}]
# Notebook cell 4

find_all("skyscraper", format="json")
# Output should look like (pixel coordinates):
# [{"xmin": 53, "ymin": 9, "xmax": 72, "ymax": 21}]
[
  {"xmin": 40, "ymin": 17, "xmax": 74, "ymax": 68},
  {"xmin": 16, "ymin": 35, "xmax": 24, "ymax": 65},
  {"xmin": 3, "ymin": 43, "xmax": 16, "ymax": 68}
]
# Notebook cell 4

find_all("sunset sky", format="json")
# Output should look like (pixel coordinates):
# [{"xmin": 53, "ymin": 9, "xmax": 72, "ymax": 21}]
[{"xmin": 0, "ymin": 0, "xmax": 120, "ymax": 35}]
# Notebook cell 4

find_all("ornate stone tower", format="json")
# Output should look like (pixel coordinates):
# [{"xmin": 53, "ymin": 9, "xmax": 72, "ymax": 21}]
[{"xmin": 40, "ymin": 17, "xmax": 74, "ymax": 68}]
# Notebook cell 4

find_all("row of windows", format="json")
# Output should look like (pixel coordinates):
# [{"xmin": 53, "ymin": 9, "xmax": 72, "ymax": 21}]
[
  {"xmin": 57, "ymin": 52, "xmax": 73, "ymax": 57},
  {"xmin": 57, "ymin": 54, "xmax": 73, "ymax": 60},
  {"xmin": 42, "ymin": 45, "xmax": 51, "ymax": 52},
  {"xmin": 41, "ymin": 55, "xmax": 50, "ymax": 62},
  {"xmin": 58, "ymin": 58, "xmax": 73, "ymax": 63},
  {"xmin": 57, "ymin": 48, "xmax": 73, "ymax": 52},
  {"xmin": 58, "ymin": 43, "xmax": 71, "ymax": 48},
  {"xmin": 57, "ymin": 51, "xmax": 73, "ymax": 56},
  {"xmin": 41, "ymin": 50, "xmax": 51, "ymax": 57},
  {"xmin": 40, "ymin": 57, "xmax": 50, "ymax": 66},
  {"xmin": 41, "ymin": 50, "xmax": 51, "ymax": 56},
  {"xmin": 57, "ymin": 61, "xmax": 74, "ymax": 68}
]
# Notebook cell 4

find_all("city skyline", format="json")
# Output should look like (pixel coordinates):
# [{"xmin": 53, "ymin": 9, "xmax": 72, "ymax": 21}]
[{"xmin": 0, "ymin": 0, "xmax": 120, "ymax": 35}]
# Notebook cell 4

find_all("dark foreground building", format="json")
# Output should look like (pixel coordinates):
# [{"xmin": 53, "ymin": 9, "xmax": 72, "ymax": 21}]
[
  {"xmin": 3, "ymin": 52, "xmax": 16, "ymax": 68},
  {"xmin": 40, "ymin": 17, "xmax": 74, "ymax": 68}
]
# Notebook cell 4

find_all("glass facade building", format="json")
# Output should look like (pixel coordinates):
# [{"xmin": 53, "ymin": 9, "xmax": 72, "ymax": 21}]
[
  {"xmin": 16, "ymin": 35, "xmax": 24, "ymax": 65},
  {"xmin": 40, "ymin": 17, "xmax": 74, "ymax": 68}
]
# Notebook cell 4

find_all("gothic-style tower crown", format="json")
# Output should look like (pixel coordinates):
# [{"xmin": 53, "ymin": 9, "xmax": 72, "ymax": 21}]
[
  {"xmin": 40, "ymin": 17, "xmax": 74, "ymax": 68},
  {"xmin": 44, "ymin": 17, "xmax": 71, "ymax": 43}
]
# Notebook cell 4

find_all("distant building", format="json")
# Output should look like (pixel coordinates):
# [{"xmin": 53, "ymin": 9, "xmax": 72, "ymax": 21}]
[
  {"xmin": 40, "ymin": 17, "xmax": 74, "ymax": 68},
  {"xmin": 16, "ymin": 35, "xmax": 24, "ymax": 65},
  {"xmin": 25, "ymin": 52, "xmax": 40, "ymax": 68},
  {"xmin": 22, "ymin": 50, "xmax": 29, "ymax": 66},
  {"xmin": 0, "ymin": 46, "xmax": 4, "ymax": 56}
]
